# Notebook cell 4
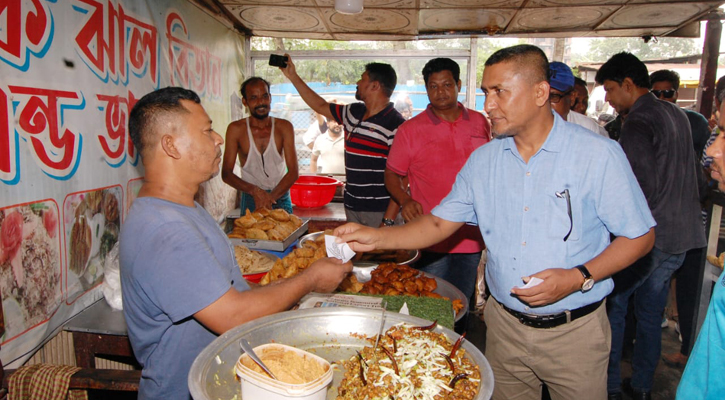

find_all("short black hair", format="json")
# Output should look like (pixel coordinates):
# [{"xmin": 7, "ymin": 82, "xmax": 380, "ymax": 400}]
[
  {"xmin": 574, "ymin": 77, "xmax": 587, "ymax": 88},
  {"xmin": 128, "ymin": 87, "xmax": 200, "ymax": 158},
  {"xmin": 422, "ymin": 58, "xmax": 460, "ymax": 85},
  {"xmin": 485, "ymin": 44, "xmax": 549, "ymax": 85},
  {"xmin": 365, "ymin": 63, "xmax": 397, "ymax": 98},
  {"xmin": 650, "ymin": 69, "xmax": 680, "ymax": 89},
  {"xmin": 240, "ymin": 77, "xmax": 270, "ymax": 99},
  {"xmin": 595, "ymin": 52, "xmax": 650, "ymax": 89},
  {"xmin": 717, "ymin": 75, "xmax": 725, "ymax": 105}
]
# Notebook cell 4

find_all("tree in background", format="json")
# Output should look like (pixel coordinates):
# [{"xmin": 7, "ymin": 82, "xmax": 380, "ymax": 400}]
[{"xmin": 582, "ymin": 37, "xmax": 699, "ymax": 62}]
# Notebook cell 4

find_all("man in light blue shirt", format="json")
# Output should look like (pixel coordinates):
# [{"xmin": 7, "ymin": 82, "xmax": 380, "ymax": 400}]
[{"xmin": 335, "ymin": 45, "xmax": 656, "ymax": 400}]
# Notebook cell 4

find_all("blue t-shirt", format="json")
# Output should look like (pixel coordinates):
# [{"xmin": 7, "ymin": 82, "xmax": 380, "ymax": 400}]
[
  {"xmin": 676, "ymin": 268, "xmax": 725, "ymax": 399},
  {"xmin": 433, "ymin": 113, "xmax": 655, "ymax": 315},
  {"xmin": 120, "ymin": 197, "xmax": 249, "ymax": 400}
]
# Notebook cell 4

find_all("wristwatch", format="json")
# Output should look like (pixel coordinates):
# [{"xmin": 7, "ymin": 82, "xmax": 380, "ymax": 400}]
[
  {"xmin": 382, "ymin": 218, "xmax": 395, "ymax": 227},
  {"xmin": 575, "ymin": 265, "xmax": 595, "ymax": 292}
]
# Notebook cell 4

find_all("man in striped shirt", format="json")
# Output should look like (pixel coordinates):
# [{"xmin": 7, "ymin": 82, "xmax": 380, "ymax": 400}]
[{"xmin": 281, "ymin": 55, "xmax": 405, "ymax": 227}]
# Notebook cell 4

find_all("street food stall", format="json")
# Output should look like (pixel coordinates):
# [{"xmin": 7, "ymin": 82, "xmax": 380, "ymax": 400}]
[{"xmin": 2, "ymin": 0, "xmax": 725, "ymax": 399}]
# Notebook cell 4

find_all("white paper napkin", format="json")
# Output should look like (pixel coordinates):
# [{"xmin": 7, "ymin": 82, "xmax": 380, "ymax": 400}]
[
  {"xmin": 399, "ymin": 302, "xmax": 410, "ymax": 315},
  {"xmin": 517, "ymin": 276, "xmax": 544, "ymax": 289},
  {"xmin": 324, "ymin": 235, "xmax": 356, "ymax": 263}
]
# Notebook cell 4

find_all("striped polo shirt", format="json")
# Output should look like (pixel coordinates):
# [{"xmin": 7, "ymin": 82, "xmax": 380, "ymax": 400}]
[{"xmin": 330, "ymin": 102, "xmax": 405, "ymax": 212}]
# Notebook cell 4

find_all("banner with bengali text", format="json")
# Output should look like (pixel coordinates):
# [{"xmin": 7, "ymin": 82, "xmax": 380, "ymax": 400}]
[{"xmin": 0, "ymin": 0, "xmax": 242, "ymax": 366}]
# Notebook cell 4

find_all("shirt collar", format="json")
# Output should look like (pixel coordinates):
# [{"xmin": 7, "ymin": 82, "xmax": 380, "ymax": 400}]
[
  {"xmin": 501, "ymin": 111, "xmax": 565, "ymax": 154},
  {"xmin": 425, "ymin": 102, "xmax": 469, "ymax": 125}
]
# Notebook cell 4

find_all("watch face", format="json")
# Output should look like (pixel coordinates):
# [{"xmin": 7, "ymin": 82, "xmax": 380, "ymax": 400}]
[{"xmin": 582, "ymin": 278, "xmax": 595, "ymax": 292}]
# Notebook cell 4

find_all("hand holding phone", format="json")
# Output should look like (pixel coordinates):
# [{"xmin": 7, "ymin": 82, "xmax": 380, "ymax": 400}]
[{"xmin": 269, "ymin": 54, "xmax": 288, "ymax": 68}]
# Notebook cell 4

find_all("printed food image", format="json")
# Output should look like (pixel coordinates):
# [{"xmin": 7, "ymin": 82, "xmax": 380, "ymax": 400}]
[
  {"xmin": 69, "ymin": 215, "xmax": 92, "ymax": 275},
  {"xmin": 227, "ymin": 208, "xmax": 303, "ymax": 241},
  {"xmin": 0, "ymin": 202, "xmax": 61, "ymax": 341},
  {"xmin": 65, "ymin": 187, "xmax": 121, "ymax": 293},
  {"xmin": 337, "ymin": 323, "xmax": 481, "ymax": 400}
]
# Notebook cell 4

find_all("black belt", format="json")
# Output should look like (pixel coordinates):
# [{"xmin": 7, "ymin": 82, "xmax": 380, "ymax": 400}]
[{"xmin": 500, "ymin": 299, "xmax": 604, "ymax": 329}]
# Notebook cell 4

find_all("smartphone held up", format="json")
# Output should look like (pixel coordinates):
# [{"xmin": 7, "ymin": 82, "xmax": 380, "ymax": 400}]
[{"xmin": 269, "ymin": 54, "xmax": 288, "ymax": 68}]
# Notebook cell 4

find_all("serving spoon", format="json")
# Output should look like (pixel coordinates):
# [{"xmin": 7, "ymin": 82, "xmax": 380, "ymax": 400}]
[{"xmin": 239, "ymin": 338, "xmax": 278, "ymax": 380}]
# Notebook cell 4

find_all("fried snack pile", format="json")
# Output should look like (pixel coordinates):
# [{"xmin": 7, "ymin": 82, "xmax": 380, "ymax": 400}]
[
  {"xmin": 227, "ymin": 208, "xmax": 303, "ymax": 241},
  {"xmin": 362, "ymin": 263, "xmax": 465, "ymax": 315},
  {"xmin": 234, "ymin": 246, "xmax": 276, "ymax": 274},
  {"xmin": 362, "ymin": 263, "xmax": 437, "ymax": 296},
  {"xmin": 259, "ymin": 231, "xmax": 364, "ymax": 291},
  {"xmin": 337, "ymin": 323, "xmax": 481, "ymax": 400},
  {"xmin": 706, "ymin": 252, "xmax": 725, "ymax": 269}
]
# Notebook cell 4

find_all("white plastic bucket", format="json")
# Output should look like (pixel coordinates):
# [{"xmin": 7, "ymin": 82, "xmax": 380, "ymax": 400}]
[{"xmin": 235, "ymin": 343, "xmax": 333, "ymax": 400}]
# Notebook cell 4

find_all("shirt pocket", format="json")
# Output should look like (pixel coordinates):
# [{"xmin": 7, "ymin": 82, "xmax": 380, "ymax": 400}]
[{"xmin": 546, "ymin": 187, "xmax": 582, "ymax": 242}]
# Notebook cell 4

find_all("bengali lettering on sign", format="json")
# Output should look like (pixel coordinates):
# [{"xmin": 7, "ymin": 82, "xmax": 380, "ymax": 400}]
[
  {"xmin": 0, "ymin": 0, "xmax": 53, "ymax": 71},
  {"xmin": 96, "ymin": 91, "xmax": 139, "ymax": 167},
  {"xmin": 166, "ymin": 12, "xmax": 223, "ymax": 100},
  {"xmin": 73, "ymin": 0, "xmax": 159, "ymax": 86},
  {"xmin": 9, "ymin": 85, "xmax": 85, "ymax": 181}
]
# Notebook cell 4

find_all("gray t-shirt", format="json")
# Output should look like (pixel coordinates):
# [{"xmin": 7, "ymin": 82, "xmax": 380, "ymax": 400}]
[{"xmin": 120, "ymin": 197, "xmax": 249, "ymax": 400}]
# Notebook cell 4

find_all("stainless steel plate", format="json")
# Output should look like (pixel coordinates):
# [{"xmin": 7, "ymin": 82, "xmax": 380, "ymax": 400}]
[{"xmin": 189, "ymin": 308, "xmax": 493, "ymax": 400}]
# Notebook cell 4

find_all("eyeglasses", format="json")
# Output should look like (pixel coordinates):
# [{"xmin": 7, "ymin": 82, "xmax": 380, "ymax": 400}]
[
  {"xmin": 651, "ymin": 89, "xmax": 677, "ymax": 99},
  {"xmin": 555, "ymin": 189, "xmax": 572, "ymax": 242},
  {"xmin": 549, "ymin": 90, "xmax": 572, "ymax": 104}
]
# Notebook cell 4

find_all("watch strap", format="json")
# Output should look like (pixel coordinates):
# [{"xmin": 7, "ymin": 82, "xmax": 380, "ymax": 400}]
[{"xmin": 575, "ymin": 265, "xmax": 592, "ymax": 279}]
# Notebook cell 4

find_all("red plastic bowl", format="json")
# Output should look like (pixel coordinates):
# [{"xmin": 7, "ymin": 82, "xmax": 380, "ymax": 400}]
[
  {"xmin": 243, "ymin": 271, "xmax": 268, "ymax": 284},
  {"xmin": 290, "ymin": 175, "xmax": 343, "ymax": 208}
]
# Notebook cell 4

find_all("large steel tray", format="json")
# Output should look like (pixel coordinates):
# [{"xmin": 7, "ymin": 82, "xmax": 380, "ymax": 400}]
[{"xmin": 189, "ymin": 308, "xmax": 493, "ymax": 400}]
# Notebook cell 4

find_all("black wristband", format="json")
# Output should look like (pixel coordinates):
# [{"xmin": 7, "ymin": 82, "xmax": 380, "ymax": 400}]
[{"xmin": 382, "ymin": 218, "xmax": 395, "ymax": 226}]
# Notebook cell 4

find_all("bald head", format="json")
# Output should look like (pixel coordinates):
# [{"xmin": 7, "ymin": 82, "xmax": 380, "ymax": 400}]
[
  {"xmin": 485, "ymin": 44, "xmax": 549, "ymax": 86},
  {"xmin": 129, "ymin": 87, "xmax": 201, "ymax": 160}
]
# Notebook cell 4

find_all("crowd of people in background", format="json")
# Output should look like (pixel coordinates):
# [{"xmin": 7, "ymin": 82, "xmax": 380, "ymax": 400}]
[{"xmin": 119, "ymin": 43, "xmax": 725, "ymax": 400}]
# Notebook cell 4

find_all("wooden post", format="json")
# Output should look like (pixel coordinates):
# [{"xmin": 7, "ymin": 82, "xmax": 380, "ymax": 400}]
[{"xmin": 697, "ymin": 13, "xmax": 722, "ymax": 119}]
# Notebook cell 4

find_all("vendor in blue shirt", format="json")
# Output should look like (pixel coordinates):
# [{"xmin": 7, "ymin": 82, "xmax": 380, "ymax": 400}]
[{"xmin": 335, "ymin": 44, "xmax": 656, "ymax": 400}]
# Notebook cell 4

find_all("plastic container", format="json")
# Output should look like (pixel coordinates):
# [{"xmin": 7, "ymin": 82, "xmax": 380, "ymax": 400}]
[
  {"xmin": 235, "ymin": 343, "xmax": 333, "ymax": 400},
  {"xmin": 242, "ymin": 270, "xmax": 270, "ymax": 284},
  {"xmin": 289, "ymin": 176, "xmax": 342, "ymax": 208}
]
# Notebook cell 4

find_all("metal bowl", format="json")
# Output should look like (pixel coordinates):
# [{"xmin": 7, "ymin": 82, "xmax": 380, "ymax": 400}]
[
  {"xmin": 189, "ymin": 308, "xmax": 493, "ymax": 400},
  {"xmin": 298, "ymin": 231, "xmax": 420, "ymax": 265}
]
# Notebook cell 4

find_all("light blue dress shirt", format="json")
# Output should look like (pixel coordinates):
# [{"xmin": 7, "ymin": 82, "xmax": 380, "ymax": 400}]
[{"xmin": 433, "ymin": 113, "xmax": 655, "ymax": 314}]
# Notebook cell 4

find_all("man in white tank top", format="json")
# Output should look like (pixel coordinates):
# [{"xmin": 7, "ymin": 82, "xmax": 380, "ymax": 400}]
[{"xmin": 222, "ymin": 77, "xmax": 298, "ymax": 213}]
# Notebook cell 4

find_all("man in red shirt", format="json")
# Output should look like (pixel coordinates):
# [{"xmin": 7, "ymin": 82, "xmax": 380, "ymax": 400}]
[{"xmin": 385, "ymin": 57, "xmax": 491, "ymax": 305}]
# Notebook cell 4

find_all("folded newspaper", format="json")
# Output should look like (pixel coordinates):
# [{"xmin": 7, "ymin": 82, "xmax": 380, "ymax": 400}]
[{"xmin": 296, "ymin": 293, "xmax": 400, "ymax": 311}]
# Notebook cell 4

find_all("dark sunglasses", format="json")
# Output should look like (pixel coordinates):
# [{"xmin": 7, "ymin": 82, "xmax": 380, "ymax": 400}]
[
  {"xmin": 651, "ymin": 89, "xmax": 677, "ymax": 99},
  {"xmin": 550, "ymin": 90, "xmax": 572, "ymax": 104}
]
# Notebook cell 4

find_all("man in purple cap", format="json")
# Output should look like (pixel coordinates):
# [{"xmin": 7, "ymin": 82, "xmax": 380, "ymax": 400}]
[{"xmin": 549, "ymin": 62, "xmax": 609, "ymax": 137}]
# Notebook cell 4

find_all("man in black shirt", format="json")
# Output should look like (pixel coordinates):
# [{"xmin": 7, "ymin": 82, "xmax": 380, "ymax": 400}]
[{"xmin": 596, "ymin": 52, "xmax": 706, "ymax": 400}]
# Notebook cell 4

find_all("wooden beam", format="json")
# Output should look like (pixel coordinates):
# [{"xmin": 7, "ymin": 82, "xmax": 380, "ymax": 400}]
[{"xmin": 697, "ymin": 12, "xmax": 723, "ymax": 118}]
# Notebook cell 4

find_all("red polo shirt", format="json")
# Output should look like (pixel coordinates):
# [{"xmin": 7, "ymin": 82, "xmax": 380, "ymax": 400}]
[{"xmin": 387, "ymin": 103, "xmax": 490, "ymax": 253}]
